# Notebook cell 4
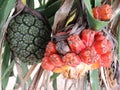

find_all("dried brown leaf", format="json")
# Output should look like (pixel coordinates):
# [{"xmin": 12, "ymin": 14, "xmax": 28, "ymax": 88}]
[
  {"xmin": 15, "ymin": 60, "xmax": 24, "ymax": 90},
  {"xmin": 52, "ymin": 0, "xmax": 74, "ymax": 34},
  {"xmin": 28, "ymin": 65, "xmax": 43, "ymax": 90},
  {"xmin": 17, "ymin": 64, "xmax": 37, "ymax": 88},
  {"xmin": 105, "ymin": 68, "xmax": 118, "ymax": 89}
]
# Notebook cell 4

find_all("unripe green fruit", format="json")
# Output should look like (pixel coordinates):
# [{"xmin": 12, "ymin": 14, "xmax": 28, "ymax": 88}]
[{"xmin": 7, "ymin": 12, "xmax": 51, "ymax": 64}]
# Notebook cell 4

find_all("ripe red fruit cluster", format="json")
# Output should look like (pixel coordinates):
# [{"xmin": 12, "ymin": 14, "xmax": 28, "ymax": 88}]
[
  {"xmin": 93, "ymin": 4, "xmax": 112, "ymax": 20},
  {"xmin": 41, "ymin": 29, "xmax": 113, "ymax": 73}
]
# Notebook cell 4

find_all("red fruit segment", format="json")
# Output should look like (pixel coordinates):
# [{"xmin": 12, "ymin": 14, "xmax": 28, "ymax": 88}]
[
  {"xmin": 80, "ymin": 47, "xmax": 97, "ymax": 64},
  {"xmin": 95, "ymin": 31, "xmax": 105, "ymax": 41},
  {"xmin": 93, "ymin": 4, "xmax": 112, "ymax": 20},
  {"xmin": 93, "ymin": 38, "xmax": 112, "ymax": 55},
  {"xmin": 45, "ymin": 41, "xmax": 56, "ymax": 57},
  {"xmin": 93, "ymin": 7, "xmax": 99, "ymax": 19},
  {"xmin": 67, "ymin": 34, "xmax": 85, "ymax": 54},
  {"xmin": 92, "ymin": 53, "xmax": 101, "ymax": 64},
  {"xmin": 95, "ymin": 31, "xmax": 103, "ymax": 36},
  {"xmin": 41, "ymin": 57, "xmax": 55, "ymax": 71},
  {"xmin": 63, "ymin": 53, "xmax": 81, "ymax": 67},
  {"xmin": 49, "ymin": 54, "xmax": 63, "ymax": 67},
  {"xmin": 81, "ymin": 29, "xmax": 95, "ymax": 47},
  {"xmin": 101, "ymin": 52, "xmax": 112, "ymax": 67},
  {"xmin": 100, "ymin": 5, "xmax": 112, "ymax": 20}
]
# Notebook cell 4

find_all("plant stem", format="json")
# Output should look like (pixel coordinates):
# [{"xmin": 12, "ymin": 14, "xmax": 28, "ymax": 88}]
[
  {"xmin": 118, "ymin": 21, "xmax": 120, "ymax": 62},
  {"xmin": 0, "ymin": 50, "xmax": 2, "ymax": 90}
]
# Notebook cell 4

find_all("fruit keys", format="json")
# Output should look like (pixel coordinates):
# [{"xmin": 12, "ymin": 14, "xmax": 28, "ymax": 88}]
[
  {"xmin": 41, "ymin": 4, "xmax": 113, "ymax": 79},
  {"xmin": 93, "ymin": 4, "xmax": 112, "ymax": 20},
  {"xmin": 42, "ymin": 29, "xmax": 112, "ymax": 73}
]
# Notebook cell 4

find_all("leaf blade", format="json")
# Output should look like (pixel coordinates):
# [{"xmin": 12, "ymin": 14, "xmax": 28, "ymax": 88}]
[
  {"xmin": 95, "ymin": 0, "xmax": 101, "ymax": 7},
  {"xmin": 90, "ymin": 69, "xmax": 100, "ymax": 90},
  {"xmin": 26, "ymin": 0, "xmax": 34, "ymax": 8},
  {"xmin": 0, "ymin": 0, "xmax": 16, "ymax": 37},
  {"xmin": 53, "ymin": 78, "xmax": 57, "ymax": 90},
  {"xmin": 118, "ymin": 23, "xmax": 120, "ymax": 62},
  {"xmin": 2, "ymin": 42, "xmax": 11, "ymax": 76},
  {"xmin": 50, "ymin": 73, "xmax": 60, "ymax": 81},
  {"xmin": 2, "ymin": 60, "xmax": 14, "ymax": 89},
  {"xmin": 38, "ymin": 0, "xmax": 61, "ymax": 18}
]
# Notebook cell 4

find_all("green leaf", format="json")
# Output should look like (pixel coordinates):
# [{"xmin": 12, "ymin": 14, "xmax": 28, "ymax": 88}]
[
  {"xmin": 26, "ymin": 0, "xmax": 34, "ymax": 9},
  {"xmin": 0, "ymin": 0, "xmax": 15, "ymax": 88},
  {"xmin": 20, "ymin": 62, "xmax": 31, "ymax": 88},
  {"xmin": 50, "ymin": 73, "xmax": 60, "ymax": 81},
  {"xmin": 45, "ymin": 0, "xmax": 58, "ymax": 8},
  {"xmin": 20, "ymin": 62, "xmax": 28, "ymax": 76},
  {"xmin": 14, "ymin": 62, "xmax": 31, "ymax": 90},
  {"xmin": 37, "ymin": 0, "xmax": 61, "ymax": 18},
  {"xmin": 2, "ymin": 42, "xmax": 11, "ymax": 76},
  {"xmin": 38, "ymin": 0, "xmax": 42, "ymax": 6},
  {"xmin": 84, "ymin": 75, "xmax": 87, "ymax": 90},
  {"xmin": 38, "ymin": 0, "xmax": 47, "ymax": 6},
  {"xmin": 83, "ymin": 0, "xmax": 108, "ymax": 30},
  {"xmin": 51, "ymin": 73, "xmax": 59, "ymax": 90},
  {"xmin": 2, "ymin": 61, "xmax": 14, "ymax": 79},
  {"xmin": 0, "ymin": 0, "xmax": 16, "ymax": 37},
  {"xmin": 94, "ymin": 0, "xmax": 101, "ymax": 7},
  {"xmin": 2, "ymin": 41, "xmax": 11, "ymax": 90},
  {"xmin": 48, "ymin": 16, "xmax": 54, "ymax": 26},
  {"xmin": 43, "ymin": 0, "xmax": 46, "ymax": 5},
  {"xmin": 52, "ymin": 78, "xmax": 57, "ymax": 90},
  {"xmin": 118, "ymin": 23, "xmax": 120, "ymax": 62},
  {"xmin": 84, "ymin": 0, "xmax": 93, "ymax": 15},
  {"xmin": 14, "ymin": 76, "xmax": 20, "ymax": 89},
  {"xmin": 0, "ymin": 0, "xmax": 4, "ymax": 6},
  {"xmin": 36, "ymin": 5, "xmax": 45, "ymax": 12},
  {"xmin": 90, "ymin": 69, "xmax": 100, "ymax": 90},
  {"xmin": 2, "ymin": 60, "xmax": 14, "ymax": 89}
]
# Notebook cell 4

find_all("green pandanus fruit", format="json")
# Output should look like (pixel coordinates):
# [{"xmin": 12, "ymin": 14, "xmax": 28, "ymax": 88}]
[{"xmin": 6, "ymin": 0, "xmax": 51, "ymax": 64}]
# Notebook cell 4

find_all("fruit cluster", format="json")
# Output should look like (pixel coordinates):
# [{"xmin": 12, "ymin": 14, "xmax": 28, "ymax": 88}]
[
  {"xmin": 93, "ymin": 4, "xmax": 112, "ymax": 20},
  {"xmin": 41, "ymin": 4, "xmax": 113, "ymax": 78},
  {"xmin": 7, "ymin": 13, "xmax": 51, "ymax": 64},
  {"xmin": 41, "ymin": 29, "xmax": 113, "ymax": 74}
]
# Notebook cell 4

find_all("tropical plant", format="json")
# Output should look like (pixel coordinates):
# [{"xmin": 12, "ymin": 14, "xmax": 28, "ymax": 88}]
[{"xmin": 0, "ymin": 0, "xmax": 120, "ymax": 90}]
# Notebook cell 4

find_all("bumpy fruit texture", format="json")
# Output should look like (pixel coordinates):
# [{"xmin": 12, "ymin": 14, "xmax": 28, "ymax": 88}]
[
  {"xmin": 42, "ymin": 57, "xmax": 55, "ymax": 70},
  {"xmin": 41, "ymin": 29, "xmax": 113, "ymax": 74},
  {"xmin": 63, "ymin": 53, "xmax": 81, "ymax": 67},
  {"xmin": 7, "ymin": 12, "xmax": 51, "ymax": 64},
  {"xmin": 93, "ymin": 4, "xmax": 112, "ymax": 20},
  {"xmin": 80, "ymin": 47, "xmax": 96, "ymax": 64},
  {"xmin": 101, "ymin": 52, "xmax": 112, "ymax": 67},
  {"xmin": 93, "ymin": 38, "xmax": 110, "ymax": 54},
  {"xmin": 44, "ymin": 41, "xmax": 57, "ymax": 57},
  {"xmin": 81, "ymin": 29, "xmax": 95, "ymax": 47},
  {"xmin": 67, "ymin": 34, "xmax": 85, "ymax": 54},
  {"xmin": 49, "ymin": 54, "xmax": 63, "ymax": 67}
]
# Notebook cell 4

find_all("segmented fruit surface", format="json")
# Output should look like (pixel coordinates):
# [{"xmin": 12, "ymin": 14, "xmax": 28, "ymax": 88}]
[
  {"xmin": 41, "ymin": 29, "xmax": 113, "ymax": 74},
  {"xmin": 41, "ymin": 4, "xmax": 114, "ymax": 79},
  {"xmin": 93, "ymin": 4, "xmax": 112, "ymax": 20},
  {"xmin": 7, "ymin": 12, "xmax": 51, "ymax": 64}
]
